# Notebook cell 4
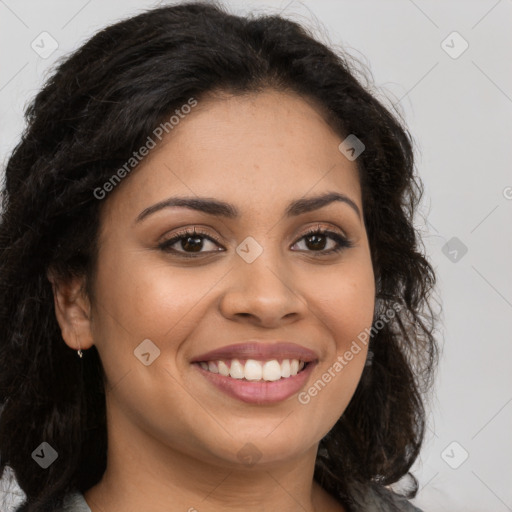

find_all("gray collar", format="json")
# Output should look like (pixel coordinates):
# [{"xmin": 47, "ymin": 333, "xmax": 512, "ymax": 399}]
[
  {"xmin": 60, "ymin": 486, "xmax": 423, "ymax": 512},
  {"xmin": 61, "ymin": 490, "xmax": 92, "ymax": 512}
]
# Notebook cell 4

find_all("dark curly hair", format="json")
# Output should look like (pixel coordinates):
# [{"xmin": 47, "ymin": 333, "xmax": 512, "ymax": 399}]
[{"xmin": 0, "ymin": 1, "xmax": 438, "ymax": 510}]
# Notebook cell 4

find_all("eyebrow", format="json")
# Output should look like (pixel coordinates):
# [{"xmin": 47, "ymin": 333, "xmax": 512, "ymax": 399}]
[{"xmin": 135, "ymin": 191, "xmax": 361, "ymax": 224}]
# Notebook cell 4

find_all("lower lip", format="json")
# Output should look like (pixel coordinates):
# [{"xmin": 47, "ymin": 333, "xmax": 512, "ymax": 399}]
[{"xmin": 193, "ymin": 362, "xmax": 317, "ymax": 404}]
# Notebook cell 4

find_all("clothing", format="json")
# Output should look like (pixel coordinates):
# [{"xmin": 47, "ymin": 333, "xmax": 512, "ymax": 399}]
[
  {"xmin": 59, "ymin": 487, "xmax": 423, "ymax": 512},
  {"xmin": 60, "ymin": 491, "xmax": 91, "ymax": 512},
  {"xmin": 349, "ymin": 483, "xmax": 424, "ymax": 511}
]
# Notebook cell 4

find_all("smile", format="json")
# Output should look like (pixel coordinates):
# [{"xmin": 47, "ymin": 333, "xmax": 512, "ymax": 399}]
[
  {"xmin": 194, "ymin": 358, "xmax": 316, "ymax": 404},
  {"xmin": 197, "ymin": 358, "xmax": 306, "ymax": 381}
]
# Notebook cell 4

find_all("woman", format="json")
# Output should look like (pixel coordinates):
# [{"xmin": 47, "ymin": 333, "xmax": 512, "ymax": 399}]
[{"xmin": 0, "ymin": 2, "xmax": 437, "ymax": 511}]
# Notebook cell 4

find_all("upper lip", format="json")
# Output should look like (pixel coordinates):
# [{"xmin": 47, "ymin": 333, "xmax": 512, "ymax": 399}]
[{"xmin": 191, "ymin": 341, "xmax": 319, "ymax": 363}]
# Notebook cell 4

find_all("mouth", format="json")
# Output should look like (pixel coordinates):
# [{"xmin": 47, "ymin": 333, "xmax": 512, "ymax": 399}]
[
  {"xmin": 193, "ymin": 359, "xmax": 316, "ymax": 405},
  {"xmin": 195, "ymin": 358, "xmax": 310, "ymax": 381},
  {"xmin": 190, "ymin": 341, "xmax": 319, "ymax": 404}
]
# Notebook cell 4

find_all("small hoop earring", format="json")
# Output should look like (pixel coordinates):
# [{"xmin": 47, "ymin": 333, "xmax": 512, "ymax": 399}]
[{"xmin": 76, "ymin": 339, "xmax": 83, "ymax": 358}]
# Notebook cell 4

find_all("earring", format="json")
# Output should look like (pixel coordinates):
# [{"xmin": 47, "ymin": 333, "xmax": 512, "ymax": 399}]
[
  {"xmin": 365, "ymin": 349, "xmax": 374, "ymax": 367},
  {"xmin": 77, "ymin": 339, "xmax": 83, "ymax": 358}
]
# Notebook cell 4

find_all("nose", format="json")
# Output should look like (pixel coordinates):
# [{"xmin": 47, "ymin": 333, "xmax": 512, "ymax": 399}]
[{"xmin": 218, "ymin": 248, "xmax": 307, "ymax": 328}]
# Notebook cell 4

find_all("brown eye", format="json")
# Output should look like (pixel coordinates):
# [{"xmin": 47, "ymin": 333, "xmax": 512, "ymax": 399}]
[
  {"xmin": 158, "ymin": 226, "xmax": 353, "ymax": 259},
  {"xmin": 159, "ymin": 228, "xmax": 224, "ymax": 257},
  {"xmin": 291, "ymin": 228, "xmax": 353, "ymax": 255}
]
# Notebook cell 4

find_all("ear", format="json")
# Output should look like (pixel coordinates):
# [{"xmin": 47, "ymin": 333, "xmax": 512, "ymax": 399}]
[{"xmin": 47, "ymin": 268, "xmax": 94, "ymax": 352}]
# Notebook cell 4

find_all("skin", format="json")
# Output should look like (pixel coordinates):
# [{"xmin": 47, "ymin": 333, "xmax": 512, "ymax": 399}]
[{"xmin": 50, "ymin": 89, "xmax": 375, "ymax": 512}]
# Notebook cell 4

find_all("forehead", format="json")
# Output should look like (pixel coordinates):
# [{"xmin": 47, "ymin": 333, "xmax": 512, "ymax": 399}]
[{"xmin": 101, "ymin": 89, "xmax": 362, "ymax": 222}]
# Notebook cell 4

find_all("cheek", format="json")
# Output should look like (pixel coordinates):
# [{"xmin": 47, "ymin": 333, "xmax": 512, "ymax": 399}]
[
  {"xmin": 89, "ymin": 251, "xmax": 222, "ymax": 436},
  {"xmin": 308, "ymin": 255, "xmax": 376, "ymax": 346},
  {"xmin": 295, "ymin": 254, "xmax": 374, "ymax": 430},
  {"xmin": 93, "ymin": 248, "xmax": 216, "ymax": 338},
  {"xmin": 89, "ymin": 248, "xmax": 221, "ymax": 391}
]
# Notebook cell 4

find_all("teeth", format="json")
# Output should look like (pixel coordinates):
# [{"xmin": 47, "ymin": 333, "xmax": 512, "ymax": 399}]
[
  {"xmin": 262, "ymin": 360, "xmax": 282, "ymax": 381},
  {"xmin": 229, "ymin": 359, "xmax": 245, "ymax": 379},
  {"xmin": 281, "ymin": 359, "xmax": 291, "ymax": 378},
  {"xmin": 199, "ymin": 358, "xmax": 307, "ymax": 381},
  {"xmin": 244, "ymin": 359, "xmax": 262, "ymax": 381},
  {"xmin": 218, "ymin": 360, "xmax": 230, "ymax": 377}
]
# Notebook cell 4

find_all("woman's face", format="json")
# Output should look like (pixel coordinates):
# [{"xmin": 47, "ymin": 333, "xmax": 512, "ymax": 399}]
[{"xmin": 83, "ymin": 89, "xmax": 375, "ymax": 468}]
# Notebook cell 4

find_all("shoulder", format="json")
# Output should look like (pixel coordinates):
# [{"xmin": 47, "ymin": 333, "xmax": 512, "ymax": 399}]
[
  {"xmin": 347, "ymin": 482, "xmax": 424, "ymax": 512},
  {"xmin": 58, "ymin": 490, "xmax": 92, "ymax": 512}
]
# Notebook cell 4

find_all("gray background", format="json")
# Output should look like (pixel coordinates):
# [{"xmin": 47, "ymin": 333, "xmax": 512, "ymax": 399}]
[{"xmin": 1, "ymin": 1, "xmax": 511, "ymax": 510}]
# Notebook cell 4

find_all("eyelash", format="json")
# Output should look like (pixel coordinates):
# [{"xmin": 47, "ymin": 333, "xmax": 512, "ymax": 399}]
[{"xmin": 158, "ymin": 225, "xmax": 354, "ymax": 259}]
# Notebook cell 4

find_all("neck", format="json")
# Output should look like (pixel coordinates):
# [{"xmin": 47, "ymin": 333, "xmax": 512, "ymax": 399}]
[{"xmin": 83, "ymin": 406, "xmax": 344, "ymax": 512}]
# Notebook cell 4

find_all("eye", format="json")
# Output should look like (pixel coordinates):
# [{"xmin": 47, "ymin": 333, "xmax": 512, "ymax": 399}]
[
  {"xmin": 158, "ymin": 224, "xmax": 353, "ymax": 258},
  {"xmin": 158, "ymin": 227, "xmax": 224, "ymax": 258},
  {"xmin": 291, "ymin": 225, "xmax": 353, "ymax": 255}
]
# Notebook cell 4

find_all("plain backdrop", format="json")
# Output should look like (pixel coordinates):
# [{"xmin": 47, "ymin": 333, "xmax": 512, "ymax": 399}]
[{"xmin": 1, "ymin": 1, "xmax": 511, "ymax": 510}]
